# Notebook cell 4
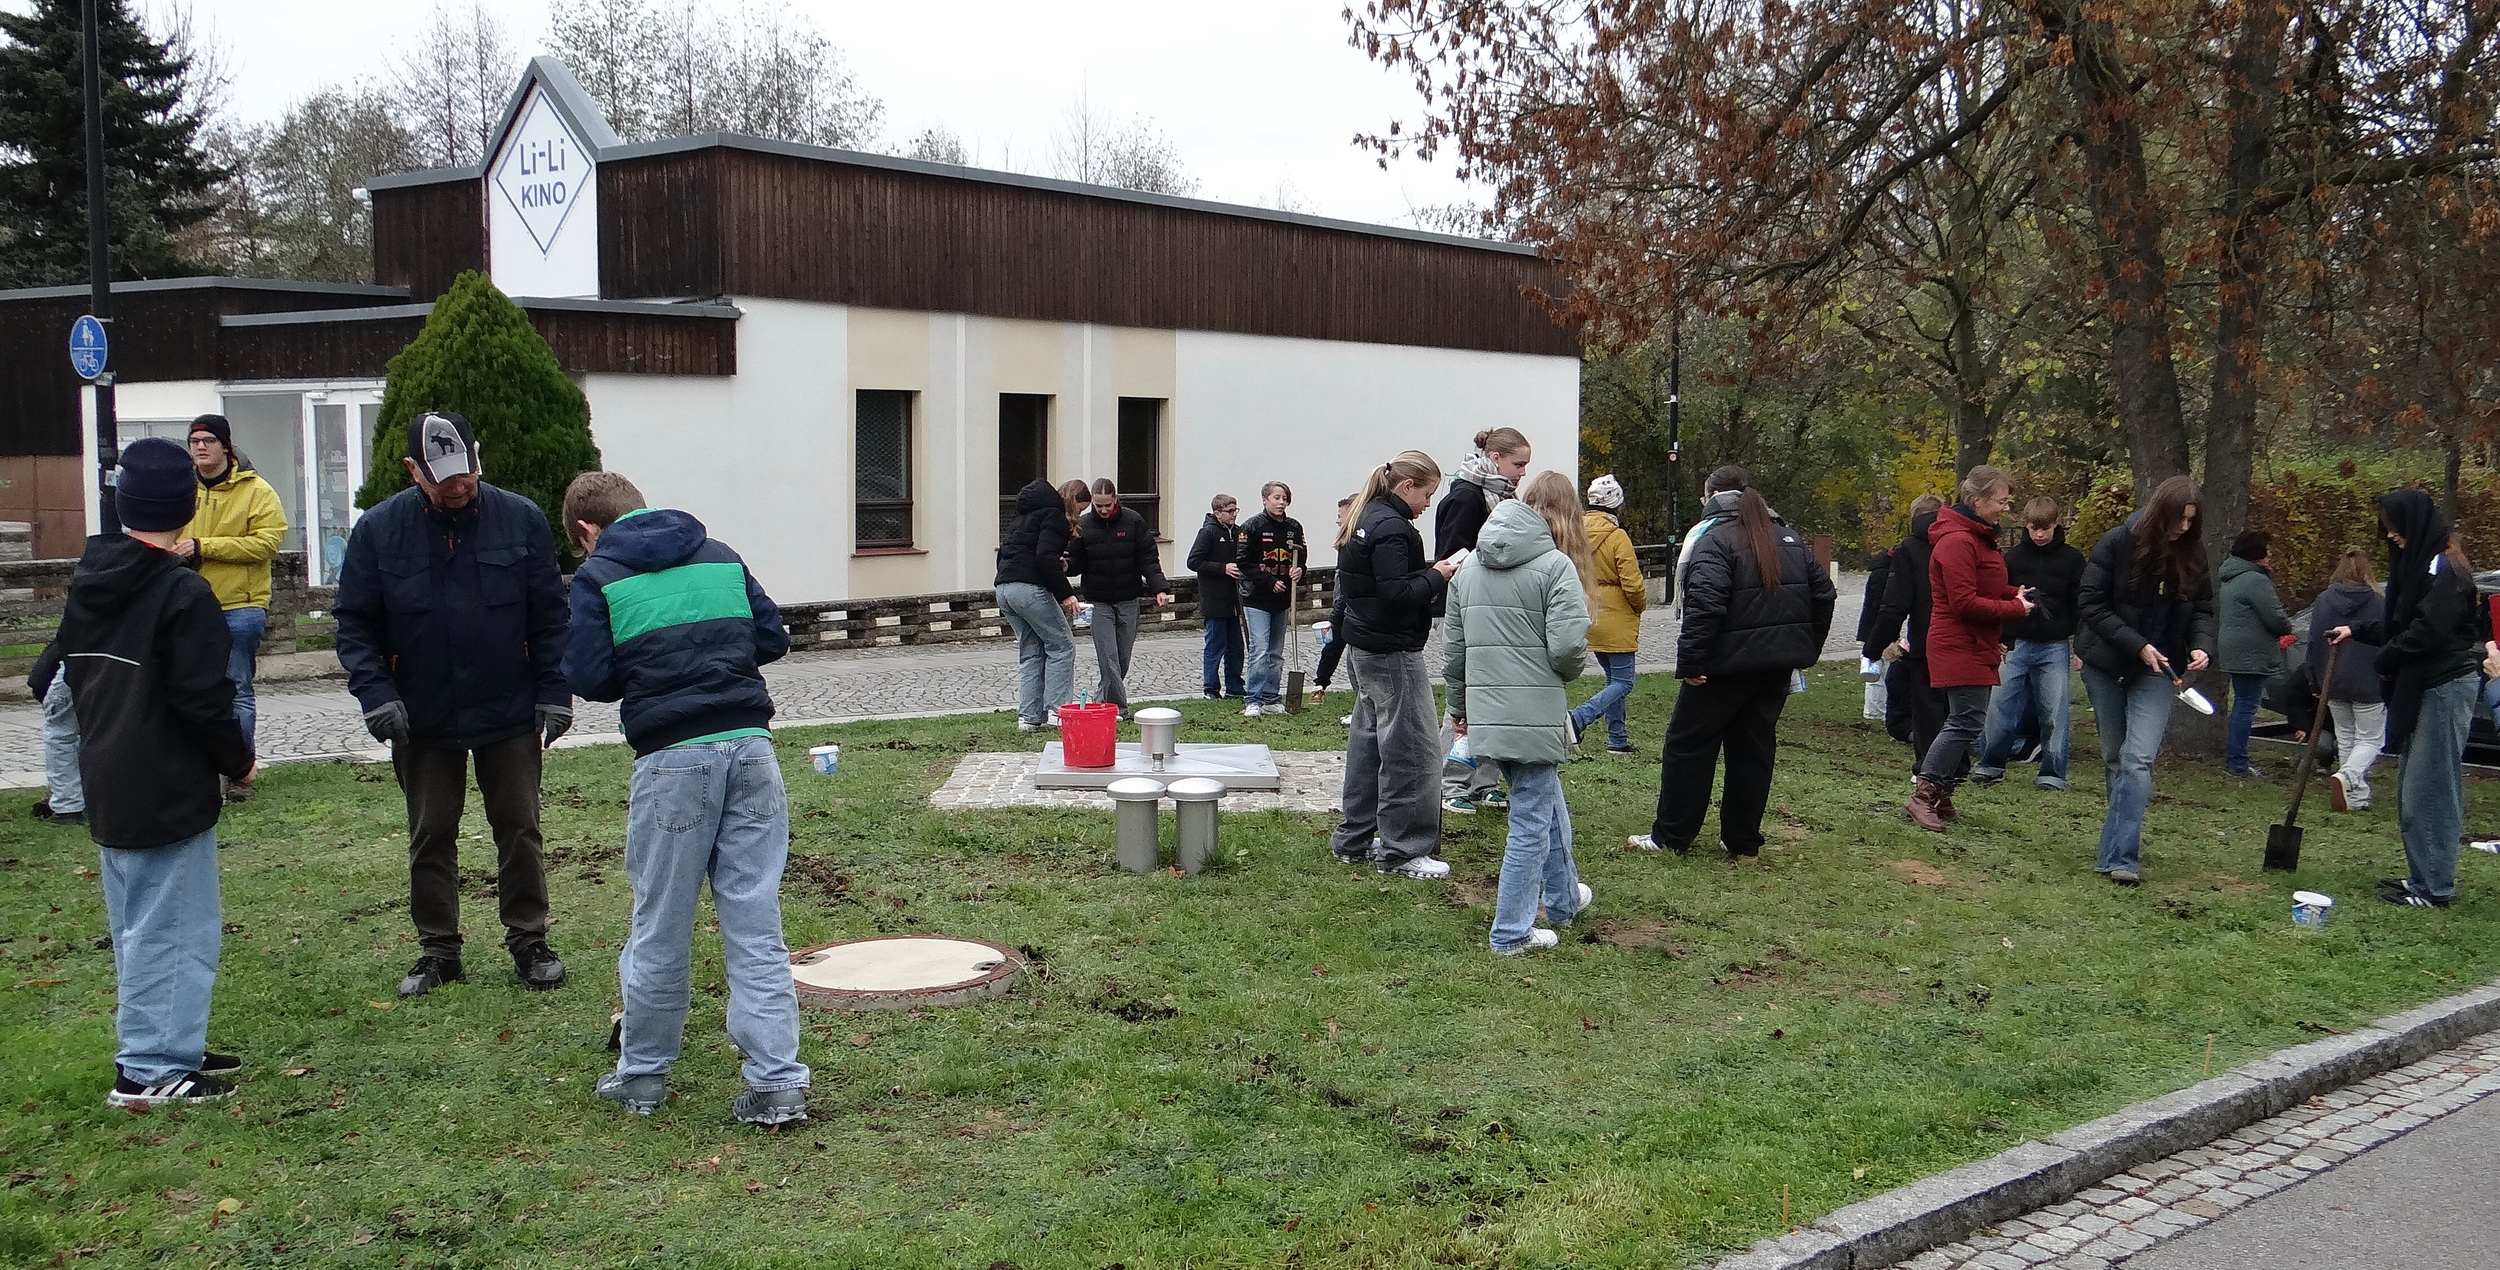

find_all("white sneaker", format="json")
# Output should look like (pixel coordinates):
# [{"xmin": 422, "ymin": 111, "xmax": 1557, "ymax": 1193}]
[
  {"xmin": 1576, "ymin": 882, "xmax": 1594, "ymax": 911},
  {"xmin": 1243, "ymin": 703, "xmax": 1263, "ymax": 717},
  {"xmin": 1627, "ymin": 834, "xmax": 1659, "ymax": 852},
  {"xmin": 1380, "ymin": 855, "xmax": 1452, "ymax": 880},
  {"xmin": 1496, "ymin": 928, "xmax": 1561, "ymax": 955},
  {"xmin": 1016, "ymin": 719, "xmax": 1038, "ymax": 732},
  {"xmin": 1339, "ymin": 713, "xmax": 1353, "ymax": 726}
]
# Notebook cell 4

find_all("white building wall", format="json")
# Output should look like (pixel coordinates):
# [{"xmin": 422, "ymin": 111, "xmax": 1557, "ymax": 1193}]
[
  {"xmin": 82, "ymin": 379, "xmax": 223, "ymax": 534},
  {"xmin": 1171, "ymin": 332, "xmax": 1581, "ymax": 565},
  {"xmin": 580, "ymin": 298, "xmax": 848, "ymax": 602}
]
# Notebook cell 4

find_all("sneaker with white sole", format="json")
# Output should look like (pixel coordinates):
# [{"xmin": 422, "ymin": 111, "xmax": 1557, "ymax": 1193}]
[
  {"xmin": 1494, "ymin": 928, "xmax": 1560, "ymax": 956},
  {"xmin": 107, "ymin": 1070, "xmax": 235, "ymax": 1109},
  {"xmin": 1479, "ymin": 790, "xmax": 1510, "ymax": 811},
  {"xmin": 1243, "ymin": 703, "xmax": 1264, "ymax": 717},
  {"xmin": 595, "ymin": 1071, "xmax": 668, "ymax": 1116},
  {"xmin": 1444, "ymin": 797, "xmax": 1478, "ymax": 815},
  {"xmin": 1379, "ymin": 855, "xmax": 1452, "ymax": 880},
  {"xmin": 733, "ymin": 1087, "xmax": 810, "ymax": 1127}
]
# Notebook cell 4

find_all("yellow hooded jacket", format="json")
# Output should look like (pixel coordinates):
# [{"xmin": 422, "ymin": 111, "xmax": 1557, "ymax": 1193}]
[
  {"xmin": 1584, "ymin": 509, "xmax": 1647, "ymax": 653},
  {"xmin": 184, "ymin": 464, "xmax": 288, "ymax": 611}
]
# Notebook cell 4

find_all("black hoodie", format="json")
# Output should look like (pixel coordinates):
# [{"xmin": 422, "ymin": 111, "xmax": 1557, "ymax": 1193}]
[
  {"xmin": 1185, "ymin": 512, "xmax": 1238, "ymax": 618},
  {"xmin": 58, "ymin": 534, "xmax": 253, "ymax": 849},
  {"xmin": 1863, "ymin": 509, "xmax": 1941, "ymax": 662},
  {"xmin": 2003, "ymin": 525, "xmax": 2086, "ymax": 643},
  {"xmin": 995, "ymin": 479, "xmax": 1075, "ymax": 600},
  {"xmin": 2351, "ymin": 488, "xmax": 2482, "ymax": 744}
]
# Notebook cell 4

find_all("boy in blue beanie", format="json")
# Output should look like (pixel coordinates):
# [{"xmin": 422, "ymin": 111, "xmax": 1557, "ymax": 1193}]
[
  {"xmin": 65, "ymin": 438, "xmax": 258, "ymax": 1107},
  {"xmin": 558, "ymin": 471, "xmax": 810, "ymax": 1127}
]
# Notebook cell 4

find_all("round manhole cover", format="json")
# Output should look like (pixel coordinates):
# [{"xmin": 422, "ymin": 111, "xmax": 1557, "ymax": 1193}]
[{"xmin": 788, "ymin": 935, "xmax": 1023, "ymax": 1011}]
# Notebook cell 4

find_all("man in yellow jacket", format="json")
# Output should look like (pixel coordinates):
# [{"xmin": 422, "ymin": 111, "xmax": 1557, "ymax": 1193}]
[{"xmin": 178, "ymin": 415, "xmax": 288, "ymax": 769}]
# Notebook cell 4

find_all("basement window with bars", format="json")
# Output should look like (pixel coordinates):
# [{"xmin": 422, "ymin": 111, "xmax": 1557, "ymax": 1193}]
[{"xmin": 855, "ymin": 390, "xmax": 915, "ymax": 549}]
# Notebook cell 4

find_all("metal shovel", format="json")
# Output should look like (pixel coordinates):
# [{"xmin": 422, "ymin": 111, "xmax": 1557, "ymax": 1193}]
[
  {"xmin": 1281, "ymin": 559, "xmax": 1307, "ymax": 713},
  {"xmin": 2266, "ymin": 643, "xmax": 2341, "ymax": 872}
]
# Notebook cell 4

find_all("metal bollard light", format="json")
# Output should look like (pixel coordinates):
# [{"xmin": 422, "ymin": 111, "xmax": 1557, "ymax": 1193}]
[
  {"xmin": 1166, "ymin": 777, "xmax": 1225, "ymax": 875},
  {"xmin": 1107, "ymin": 777, "xmax": 1166, "ymax": 873}
]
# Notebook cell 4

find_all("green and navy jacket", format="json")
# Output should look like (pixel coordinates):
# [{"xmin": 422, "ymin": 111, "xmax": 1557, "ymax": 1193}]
[{"xmin": 563, "ymin": 508, "xmax": 789, "ymax": 756}]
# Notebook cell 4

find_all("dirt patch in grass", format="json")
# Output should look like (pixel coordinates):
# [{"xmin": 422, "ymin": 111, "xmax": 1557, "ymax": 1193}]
[
  {"xmin": 1888, "ymin": 859, "xmax": 1953, "ymax": 886},
  {"xmin": 1587, "ymin": 918, "xmax": 1685, "ymax": 954}
]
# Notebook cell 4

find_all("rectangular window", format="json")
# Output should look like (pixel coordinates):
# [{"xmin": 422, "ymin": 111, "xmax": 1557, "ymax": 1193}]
[
  {"xmin": 855, "ymin": 389, "xmax": 915, "ymax": 548},
  {"xmin": 1116, "ymin": 397, "xmax": 1163, "ymax": 538},
  {"xmin": 998, "ymin": 393, "xmax": 1051, "ymax": 536}
]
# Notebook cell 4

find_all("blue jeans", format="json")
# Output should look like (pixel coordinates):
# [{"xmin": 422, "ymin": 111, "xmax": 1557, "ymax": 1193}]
[
  {"xmin": 101, "ymin": 827, "xmax": 221, "ymax": 1084},
  {"xmin": 1243, "ymin": 607, "xmax": 1290, "ymax": 708},
  {"xmin": 2225, "ymin": 671, "xmax": 2267, "ymax": 772},
  {"xmin": 42, "ymin": 674, "xmax": 82, "ymax": 814},
  {"xmin": 615, "ymin": 736, "xmax": 809, "ymax": 1092},
  {"xmin": 1975, "ymin": 639, "xmax": 2072, "ymax": 788},
  {"xmin": 1488, "ymin": 760, "xmax": 1582, "ymax": 952},
  {"xmin": 223, "ymin": 606, "xmax": 266, "ymax": 746},
  {"xmin": 1570, "ymin": 651, "xmax": 1637, "ymax": 749},
  {"xmin": 1201, "ymin": 613, "xmax": 1245, "ymax": 696},
  {"xmin": 2398, "ymin": 675, "xmax": 2475, "ymax": 900},
  {"xmin": 2082, "ymin": 667, "xmax": 2176, "ymax": 873},
  {"xmin": 997, "ymin": 583, "xmax": 1076, "ymax": 727},
  {"xmin": 2479, "ymin": 673, "xmax": 2500, "ymax": 732}
]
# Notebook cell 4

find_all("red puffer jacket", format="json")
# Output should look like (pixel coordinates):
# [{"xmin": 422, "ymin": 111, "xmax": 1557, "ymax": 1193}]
[{"xmin": 1925, "ymin": 505, "xmax": 2031, "ymax": 688}]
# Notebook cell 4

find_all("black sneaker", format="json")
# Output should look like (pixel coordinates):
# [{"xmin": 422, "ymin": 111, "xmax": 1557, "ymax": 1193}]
[
  {"xmin": 514, "ymin": 941, "xmax": 567, "ymax": 991},
  {"xmin": 119, "ymin": 1052, "xmax": 241, "ymax": 1082},
  {"xmin": 1203, "ymin": 688, "xmax": 1223, "ymax": 700},
  {"xmin": 31, "ymin": 800, "xmax": 84, "ymax": 826},
  {"xmin": 397, "ymin": 955, "xmax": 465, "ymax": 998},
  {"xmin": 2381, "ymin": 880, "xmax": 2452, "ymax": 908},
  {"xmin": 107, "ymin": 1070, "xmax": 235, "ymax": 1109}
]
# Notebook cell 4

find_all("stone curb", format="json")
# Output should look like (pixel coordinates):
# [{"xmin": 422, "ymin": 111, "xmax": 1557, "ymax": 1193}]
[{"xmin": 1706, "ymin": 978, "xmax": 2500, "ymax": 1270}]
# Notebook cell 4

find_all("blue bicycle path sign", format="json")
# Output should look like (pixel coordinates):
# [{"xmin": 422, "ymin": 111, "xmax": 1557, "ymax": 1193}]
[{"xmin": 69, "ymin": 315, "xmax": 108, "ymax": 380}]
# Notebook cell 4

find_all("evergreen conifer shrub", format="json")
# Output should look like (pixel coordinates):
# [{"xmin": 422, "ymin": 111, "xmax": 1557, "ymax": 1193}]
[{"xmin": 359, "ymin": 270, "xmax": 600, "ymax": 551}]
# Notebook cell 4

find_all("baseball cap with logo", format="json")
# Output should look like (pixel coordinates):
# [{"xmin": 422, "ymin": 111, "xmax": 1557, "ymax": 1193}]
[{"xmin": 408, "ymin": 411, "xmax": 480, "ymax": 483}]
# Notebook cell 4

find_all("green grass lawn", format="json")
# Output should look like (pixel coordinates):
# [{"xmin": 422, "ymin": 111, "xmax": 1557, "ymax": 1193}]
[{"xmin": 4, "ymin": 663, "xmax": 2497, "ymax": 1269}]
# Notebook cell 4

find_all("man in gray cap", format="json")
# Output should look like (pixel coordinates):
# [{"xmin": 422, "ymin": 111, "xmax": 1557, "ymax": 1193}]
[{"xmin": 334, "ymin": 411, "xmax": 575, "ymax": 998}]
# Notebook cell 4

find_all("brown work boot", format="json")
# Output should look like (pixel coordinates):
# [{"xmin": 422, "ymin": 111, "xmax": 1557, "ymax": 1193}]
[
  {"xmin": 1905, "ymin": 780, "xmax": 1948, "ymax": 832},
  {"xmin": 1936, "ymin": 783, "xmax": 1960, "ymax": 820}
]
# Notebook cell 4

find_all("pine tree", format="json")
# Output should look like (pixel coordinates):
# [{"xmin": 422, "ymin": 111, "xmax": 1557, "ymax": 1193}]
[
  {"xmin": 0, "ymin": 0, "xmax": 225, "ymax": 287},
  {"xmin": 360, "ymin": 271, "xmax": 602, "ymax": 553}
]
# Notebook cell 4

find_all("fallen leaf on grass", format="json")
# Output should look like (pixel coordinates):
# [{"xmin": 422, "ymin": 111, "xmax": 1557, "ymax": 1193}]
[
  {"xmin": 367, "ymin": 1001, "xmax": 393, "ymax": 1010},
  {"xmin": 1581, "ymin": 1015, "xmax": 1599, "ymax": 1031},
  {"xmin": 746, "ymin": 1180, "xmax": 765, "ymax": 1193},
  {"xmin": 17, "ymin": 978, "xmax": 65, "ymax": 987},
  {"xmin": 347, "ymin": 1233, "xmax": 375, "ymax": 1246},
  {"xmin": 496, "ymin": 1030, "xmax": 514, "ymax": 1043},
  {"xmin": 1325, "ymin": 1018, "xmax": 1339, "ymax": 1041},
  {"xmin": 1853, "ymin": 1167, "xmax": 1867, "ymax": 1180},
  {"xmin": 281, "ymin": 1067, "xmax": 311, "ymax": 1078},
  {"xmin": 848, "ymin": 1033, "xmax": 872, "ymax": 1048}
]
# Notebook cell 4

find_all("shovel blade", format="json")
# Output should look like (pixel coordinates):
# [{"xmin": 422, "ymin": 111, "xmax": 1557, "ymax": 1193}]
[
  {"xmin": 2263, "ymin": 824, "xmax": 2302, "ymax": 872},
  {"xmin": 1283, "ymin": 671, "xmax": 1306, "ymax": 713}
]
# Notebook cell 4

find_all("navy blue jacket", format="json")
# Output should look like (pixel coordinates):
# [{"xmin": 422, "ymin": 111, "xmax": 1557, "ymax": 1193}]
[
  {"xmin": 334, "ymin": 483, "xmax": 571, "ymax": 748},
  {"xmin": 563, "ymin": 509, "xmax": 788, "ymax": 756}
]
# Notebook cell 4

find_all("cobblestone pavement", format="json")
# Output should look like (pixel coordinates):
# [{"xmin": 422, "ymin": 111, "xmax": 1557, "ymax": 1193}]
[
  {"xmin": 930, "ymin": 750, "xmax": 1346, "ymax": 814},
  {"xmin": 1881, "ymin": 1027, "xmax": 2500, "ymax": 1269},
  {"xmin": 0, "ymin": 574, "xmax": 1868, "ymax": 788}
]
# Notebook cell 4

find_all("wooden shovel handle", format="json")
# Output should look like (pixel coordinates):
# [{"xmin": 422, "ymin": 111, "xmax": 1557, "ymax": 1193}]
[{"xmin": 2283, "ymin": 643, "xmax": 2342, "ymax": 828}]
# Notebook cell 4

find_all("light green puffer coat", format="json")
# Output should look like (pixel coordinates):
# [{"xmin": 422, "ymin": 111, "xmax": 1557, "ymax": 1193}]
[{"xmin": 1444, "ymin": 500, "xmax": 1591, "ymax": 766}]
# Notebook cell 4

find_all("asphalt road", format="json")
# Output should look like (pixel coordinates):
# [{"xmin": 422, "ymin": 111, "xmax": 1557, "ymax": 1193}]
[{"xmin": 2128, "ymin": 1092, "xmax": 2500, "ymax": 1270}]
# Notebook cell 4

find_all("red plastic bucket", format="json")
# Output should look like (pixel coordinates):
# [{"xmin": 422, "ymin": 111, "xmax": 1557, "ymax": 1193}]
[{"xmin": 1059, "ymin": 703, "xmax": 1119, "ymax": 768}]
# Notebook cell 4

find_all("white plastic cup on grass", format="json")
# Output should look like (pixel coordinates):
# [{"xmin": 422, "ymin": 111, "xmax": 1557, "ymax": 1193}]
[{"xmin": 2291, "ymin": 891, "xmax": 2334, "ymax": 928}]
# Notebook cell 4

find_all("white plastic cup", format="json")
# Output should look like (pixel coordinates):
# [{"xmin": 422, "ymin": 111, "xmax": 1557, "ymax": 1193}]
[
  {"xmin": 809, "ymin": 744, "xmax": 840, "ymax": 775},
  {"xmin": 2291, "ymin": 891, "xmax": 2334, "ymax": 928},
  {"xmin": 1313, "ymin": 620, "xmax": 1333, "ymax": 647}
]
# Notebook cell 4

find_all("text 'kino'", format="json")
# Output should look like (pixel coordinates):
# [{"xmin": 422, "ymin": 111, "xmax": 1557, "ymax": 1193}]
[{"xmin": 517, "ymin": 181, "xmax": 569, "ymax": 208}]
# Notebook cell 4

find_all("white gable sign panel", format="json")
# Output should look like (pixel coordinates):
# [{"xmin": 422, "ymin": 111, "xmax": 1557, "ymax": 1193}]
[{"xmin": 487, "ymin": 86, "xmax": 599, "ymax": 298}]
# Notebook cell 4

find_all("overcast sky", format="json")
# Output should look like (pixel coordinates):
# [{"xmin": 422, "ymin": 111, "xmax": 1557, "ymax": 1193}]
[{"xmin": 114, "ymin": 0, "xmax": 1481, "ymax": 230}]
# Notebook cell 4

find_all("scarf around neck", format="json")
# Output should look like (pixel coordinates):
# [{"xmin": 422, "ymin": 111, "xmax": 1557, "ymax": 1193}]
[{"xmin": 1455, "ymin": 450, "xmax": 1514, "ymax": 509}]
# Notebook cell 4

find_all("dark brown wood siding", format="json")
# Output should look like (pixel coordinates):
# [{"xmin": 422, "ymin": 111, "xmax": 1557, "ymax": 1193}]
[
  {"xmin": 595, "ymin": 147, "xmax": 1577, "ymax": 356},
  {"xmin": 373, "ymin": 179, "xmax": 486, "ymax": 302},
  {"xmin": 220, "ymin": 307, "xmax": 734, "ymax": 381},
  {"xmin": 0, "ymin": 287, "xmax": 399, "ymax": 455}
]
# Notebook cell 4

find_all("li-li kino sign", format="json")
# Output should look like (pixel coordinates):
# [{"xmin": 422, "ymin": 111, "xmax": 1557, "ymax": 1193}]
[{"xmin": 494, "ymin": 90, "xmax": 584, "ymax": 253}]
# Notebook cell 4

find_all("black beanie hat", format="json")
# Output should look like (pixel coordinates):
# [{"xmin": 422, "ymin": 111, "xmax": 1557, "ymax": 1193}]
[
  {"xmin": 116, "ymin": 437, "xmax": 199, "ymax": 532},
  {"xmin": 187, "ymin": 414, "xmax": 232, "ymax": 451}
]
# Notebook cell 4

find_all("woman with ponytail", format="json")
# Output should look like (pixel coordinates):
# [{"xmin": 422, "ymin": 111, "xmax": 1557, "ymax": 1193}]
[
  {"xmin": 1631, "ymin": 468, "xmax": 1836, "ymax": 857},
  {"xmin": 1330, "ymin": 451, "xmax": 1462, "ymax": 879},
  {"xmin": 2329, "ymin": 489, "xmax": 2484, "ymax": 908}
]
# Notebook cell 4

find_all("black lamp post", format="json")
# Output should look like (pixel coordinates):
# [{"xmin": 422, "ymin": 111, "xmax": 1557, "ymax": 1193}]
[
  {"xmin": 82, "ymin": 0, "xmax": 120, "ymax": 533},
  {"xmin": 1664, "ymin": 314, "xmax": 1682, "ymax": 545}
]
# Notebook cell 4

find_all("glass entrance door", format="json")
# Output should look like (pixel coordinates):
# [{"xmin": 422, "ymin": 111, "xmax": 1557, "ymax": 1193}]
[{"xmin": 303, "ymin": 392, "xmax": 377, "ymax": 586}]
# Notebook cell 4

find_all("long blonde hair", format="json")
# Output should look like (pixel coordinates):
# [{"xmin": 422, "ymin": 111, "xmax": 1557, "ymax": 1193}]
[
  {"xmin": 1521, "ymin": 471, "xmax": 1596, "ymax": 601},
  {"xmin": 1338, "ymin": 450, "xmax": 1442, "ymax": 548}
]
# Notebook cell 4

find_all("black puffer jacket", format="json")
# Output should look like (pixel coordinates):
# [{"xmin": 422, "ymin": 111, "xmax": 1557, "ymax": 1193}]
[
  {"xmin": 333, "ymin": 483, "xmax": 571, "ymax": 749},
  {"xmin": 1339, "ymin": 494, "xmax": 1447, "ymax": 653},
  {"xmin": 2004, "ymin": 527, "xmax": 2086, "ymax": 643},
  {"xmin": 1068, "ymin": 503, "xmax": 1169, "ymax": 604},
  {"xmin": 2075, "ymin": 521, "xmax": 2217, "ymax": 679},
  {"xmin": 995, "ymin": 479, "xmax": 1075, "ymax": 600},
  {"xmin": 1854, "ymin": 548, "xmax": 1893, "ymax": 645},
  {"xmin": 57, "ymin": 534, "xmax": 253, "ymax": 849},
  {"xmin": 1862, "ymin": 510, "xmax": 1940, "ymax": 662},
  {"xmin": 1676, "ymin": 516, "xmax": 1837, "ymax": 678},
  {"xmin": 1185, "ymin": 513, "xmax": 1237, "ymax": 618}
]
